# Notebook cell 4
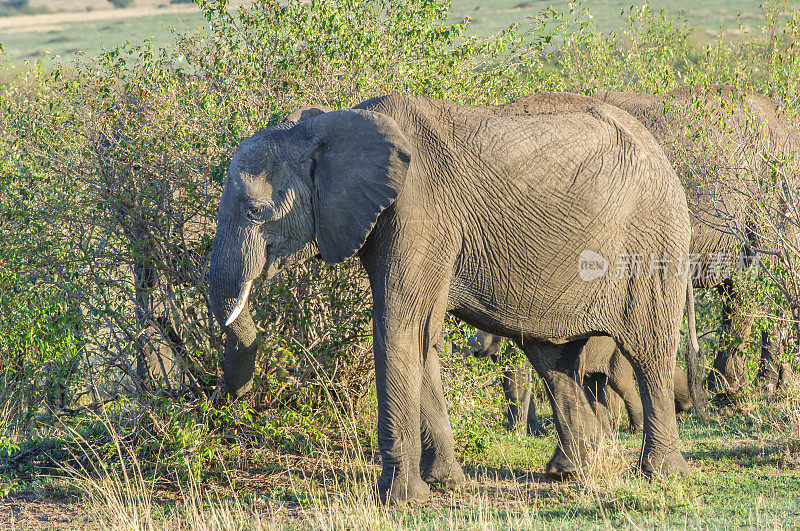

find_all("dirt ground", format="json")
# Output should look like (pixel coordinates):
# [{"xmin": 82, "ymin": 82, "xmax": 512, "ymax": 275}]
[
  {"xmin": 28, "ymin": 0, "xmax": 203, "ymax": 12},
  {"xmin": 0, "ymin": 494, "xmax": 91, "ymax": 530}
]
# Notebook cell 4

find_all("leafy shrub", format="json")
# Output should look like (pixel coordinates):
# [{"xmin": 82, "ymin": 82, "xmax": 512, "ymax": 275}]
[
  {"xmin": 0, "ymin": 0, "xmax": 540, "ymax": 434},
  {"xmin": 1, "ymin": 0, "xmax": 800, "ymax": 473}
]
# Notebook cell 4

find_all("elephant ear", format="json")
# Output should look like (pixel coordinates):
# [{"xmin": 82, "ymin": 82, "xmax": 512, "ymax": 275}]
[
  {"xmin": 303, "ymin": 109, "xmax": 412, "ymax": 264},
  {"xmin": 282, "ymin": 104, "xmax": 334, "ymax": 124}
]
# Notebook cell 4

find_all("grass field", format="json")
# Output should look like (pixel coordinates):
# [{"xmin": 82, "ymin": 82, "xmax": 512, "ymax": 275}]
[
  {"xmin": 2, "ymin": 390, "xmax": 799, "ymax": 529},
  {"xmin": 3, "ymin": 0, "xmax": 800, "ymax": 529},
  {"xmin": 0, "ymin": 6, "xmax": 205, "ymax": 65},
  {"xmin": 0, "ymin": 1, "xmax": 792, "ymax": 66}
]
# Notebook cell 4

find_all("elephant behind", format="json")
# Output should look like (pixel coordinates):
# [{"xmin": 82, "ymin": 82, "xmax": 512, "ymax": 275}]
[
  {"xmin": 594, "ymin": 86, "xmax": 799, "ymax": 397},
  {"xmin": 457, "ymin": 331, "xmax": 693, "ymax": 435},
  {"xmin": 474, "ymin": 86, "xmax": 798, "ymax": 426},
  {"xmin": 209, "ymin": 93, "xmax": 694, "ymax": 505}
]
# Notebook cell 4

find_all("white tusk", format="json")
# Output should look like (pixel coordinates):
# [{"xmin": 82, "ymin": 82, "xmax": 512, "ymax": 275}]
[{"xmin": 225, "ymin": 280, "xmax": 253, "ymax": 326}]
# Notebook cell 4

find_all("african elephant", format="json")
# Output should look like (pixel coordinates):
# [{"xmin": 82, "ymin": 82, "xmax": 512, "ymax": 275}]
[
  {"xmin": 209, "ymin": 93, "xmax": 694, "ymax": 505},
  {"xmin": 595, "ymin": 86, "xmax": 799, "ymax": 397},
  {"xmin": 470, "ymin": 86, "xmax": 797, "ymax": 414},
  {"xmin": 459, "ymin": 331, "xmax": 693, "ymax": 435}
]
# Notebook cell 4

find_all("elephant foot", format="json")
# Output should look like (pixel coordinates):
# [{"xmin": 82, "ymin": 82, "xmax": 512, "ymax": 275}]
[
  {"xmin": 378, "ymin": 469, "xmax": 431, "ymax": 506},
  {"xmin": 544, "ymin": 447, "xmax": 580, "ymax": 480},
  {"xmin": 420, "ymin": 456, "xmax": 466, "ymax": 488},
  {"xmin": 639, "ymin": 450, "xmax": 688, "ymax": 477}
]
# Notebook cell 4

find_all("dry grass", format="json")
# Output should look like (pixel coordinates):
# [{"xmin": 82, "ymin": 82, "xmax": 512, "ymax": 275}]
[
  {"xmin": 3, "ymin": 366, "xmax": 799, "ymax": 529},
  {"xmin": 36, "ymin": 390, "xmax": 796, "ymax": 529}
]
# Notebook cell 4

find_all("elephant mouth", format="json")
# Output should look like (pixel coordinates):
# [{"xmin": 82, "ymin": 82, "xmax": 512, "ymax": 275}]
[
  {"xmin": 223, "ymin": 256, "xmax": 285, "ymax": 326},
  {"xmin": 222, "ymin": 247, "xmax": 307, "ymax": 326},
  {"xmin": 225, "ymin": 279, "xmax": 253, "ymax": 325}
]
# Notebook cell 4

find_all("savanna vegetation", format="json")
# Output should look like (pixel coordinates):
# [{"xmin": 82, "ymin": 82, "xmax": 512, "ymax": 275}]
[{"xmin": 1, "ymin": 0, "xmax": 800, "ymax": 527}]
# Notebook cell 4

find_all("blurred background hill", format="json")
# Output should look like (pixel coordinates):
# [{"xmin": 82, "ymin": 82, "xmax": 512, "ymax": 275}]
[{"xmin": 1, "ymin": 0, "xmax": 797, "ymax": 66}]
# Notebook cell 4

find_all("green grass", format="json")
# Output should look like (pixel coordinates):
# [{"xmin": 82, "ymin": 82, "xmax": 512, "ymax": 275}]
[
  {"xmin": 451, "ymin": 0, "xmax": 774, "ymax": 40},
  {"xmin": 0, "ymin": 10, "xmax": 207, "ymax": 65},
  {"xmin": 1, "ymin": 1, "xmax": 797, "ymax": 67},
  {"xmin": 3, "ymin": 390, "xmax": 799, "ymax": 529}
]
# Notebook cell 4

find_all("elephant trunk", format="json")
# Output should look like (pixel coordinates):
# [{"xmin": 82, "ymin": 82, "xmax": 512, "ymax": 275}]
[{"xmin": 209, "ymin": 228, "xmax": 266, "ymax": 398}]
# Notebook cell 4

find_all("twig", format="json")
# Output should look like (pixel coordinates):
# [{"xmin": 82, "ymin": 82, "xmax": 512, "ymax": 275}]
[{"xmin": 57, "ymin": 394, "xmax": 121, "ymax": 417}]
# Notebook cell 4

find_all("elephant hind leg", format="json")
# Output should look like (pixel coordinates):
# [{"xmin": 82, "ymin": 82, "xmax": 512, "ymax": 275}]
[
  {"xmin": 673, "ymin": 365, "xmax": 693, "ymax": 414},
  {"xmin": 754, "ymin": 326, "xmax": 794, "ymax": 395},
  {"xmin": 618, "ymin": 334, "xmax": 688, "ymax": 476},
  {"xmin": 583, "ymin": 372, "xmax": 612, "ymax": 435},
  {"xmin": 706, "ymin": 280, "xmax": 754, "ymax": 397}
]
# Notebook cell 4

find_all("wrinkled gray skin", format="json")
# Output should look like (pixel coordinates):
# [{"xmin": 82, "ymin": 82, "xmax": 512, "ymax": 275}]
[
  {"xmin": 472, "ymin": 86, "xmax": 798, "ymax": 417},
  {"xmin": 461, "ymin": 332, "xmax": 693, "ymax": 435},
  {"xmin": 209, "ymin": 94, "xmax": 693, "ymax": 505},
  {"xmin": 595, "ymin": 87, "xmax": 799, "ymax": 398}
]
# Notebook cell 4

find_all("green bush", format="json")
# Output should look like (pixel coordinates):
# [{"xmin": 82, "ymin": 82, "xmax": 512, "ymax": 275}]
[
  {"xmin": 0, "ymin": 0, "xmax": 538, "ymax": 435},
  {"xmin": 1, "ymin": 0, "xmax": 799, "ymax": 476}
]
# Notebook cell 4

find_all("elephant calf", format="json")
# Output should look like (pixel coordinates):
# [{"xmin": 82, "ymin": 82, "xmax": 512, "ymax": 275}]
[{"xmin": 458, "ymin": 332, "xmax": 693, "ymax": 435}]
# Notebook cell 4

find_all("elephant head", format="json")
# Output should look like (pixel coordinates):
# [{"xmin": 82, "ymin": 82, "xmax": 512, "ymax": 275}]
[{"xmin": 209, "ymin": 107, "xmax": 412, "ymax": 397}]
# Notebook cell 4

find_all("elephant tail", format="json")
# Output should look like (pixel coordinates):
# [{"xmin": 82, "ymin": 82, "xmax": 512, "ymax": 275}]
[{"xmin": 685, "ymin": 281, "xmax": 710, "ymax": 423}]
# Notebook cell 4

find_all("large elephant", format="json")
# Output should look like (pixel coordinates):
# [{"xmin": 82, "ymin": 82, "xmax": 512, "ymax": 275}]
[
  {"xmin": 209, "ymin": 93, "xmax": 694, "ymax": 505},
  {"xmin": 473, "ymin": 86, "xmax": 798, "ymax": 425},
  {"xmin": 596, "ymin": 86, "xmax": 799, "ymax": 397},
  {"xmin": 458, "ymin": 331, "xmax": 693, "ymax": 435}
]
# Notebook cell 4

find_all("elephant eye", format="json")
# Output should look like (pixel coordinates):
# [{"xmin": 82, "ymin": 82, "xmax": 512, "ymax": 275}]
[{"xmin": 246, "ymin": 204, "xmax": 274, "ymax": 224}]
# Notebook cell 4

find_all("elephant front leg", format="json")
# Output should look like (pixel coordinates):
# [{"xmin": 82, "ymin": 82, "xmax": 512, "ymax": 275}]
[
  {"xmin": 373, "ymin": 317, "xmax": 431, "ymax": 505},
  {"xmin": 502, "ymin": 361, "xmax": 547, "ymax": 436},
  {"xmin": 525, "ymin": 384, "xmax": 548, "ymax": 437},
  {"xmin": 524, "ymin": 340, "xmax": 602, "ymax": 479},
  {"xmin": 420, "ymin": 344, "xmax": 465, "ymax": 488},
  {"xmin": 501, "ymin": 356, "xmax": 531, "ymax": 433}
]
